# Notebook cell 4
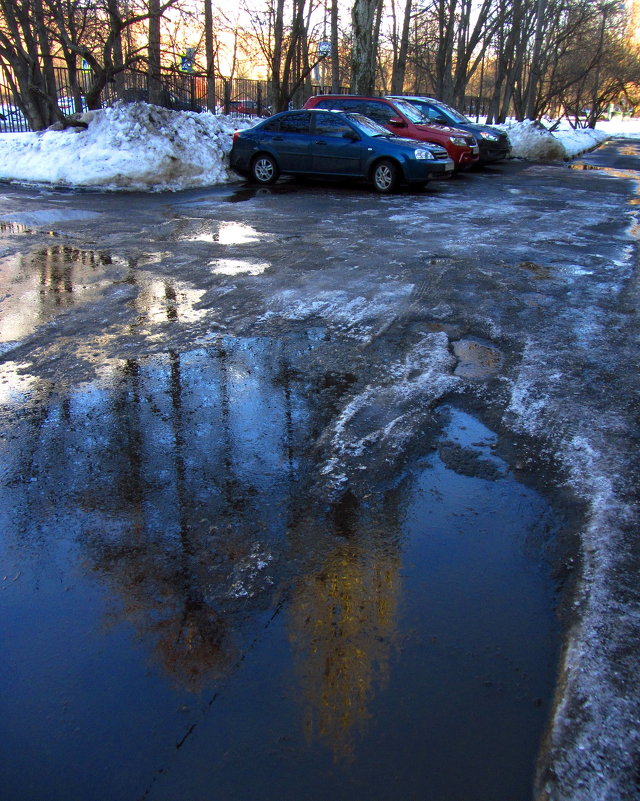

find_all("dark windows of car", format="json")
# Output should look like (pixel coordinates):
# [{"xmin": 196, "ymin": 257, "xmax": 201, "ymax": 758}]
[
  {"xmin": 278, "ymin": 112, "xmax": 311, "ymax": 134},
  {"xmin": 314, "ymin": 113, "xmax": 355, "ymax": 137},
  {"xmin": 362, "ymin": 101, "xmax": 396, "ymax": 125},
  {"xmin": 421, "ymin": 104, "xmax": 449, "ymax": 123},
  {"xmin": 315, "ymin": 98, "xmax": 361, "ymax": 113},
  {"xmin": 391, "ymin": 99, "xmax": 428, "ymax": 124},
  {"xmin": 415, "ymin": 100, "xmax": 468, "ymax": 125},
  {"xmin": 345, "ymin": 114, "xmax": 391, "ymax": 137}
]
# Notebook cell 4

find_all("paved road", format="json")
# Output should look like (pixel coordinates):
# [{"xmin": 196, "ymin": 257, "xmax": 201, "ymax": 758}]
[{"xmin": 0, "ymin": 140, "xmax": 638, "ymax": 801}]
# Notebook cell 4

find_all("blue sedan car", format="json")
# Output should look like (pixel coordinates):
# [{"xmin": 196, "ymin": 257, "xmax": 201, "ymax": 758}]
[{"xmin": 230, "ymin": 109, "xmax": 455, "ymax": 193}]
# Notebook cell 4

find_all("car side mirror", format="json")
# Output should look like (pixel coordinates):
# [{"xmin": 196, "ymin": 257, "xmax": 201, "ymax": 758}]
[
  {"xmin": 343, "ymin": 130, "xmax": 359, "ymax": 140},
  {"xmin": 388, "ymin": 117, "xmax": 406, "ymax": 127},
  {"xmin": 433, "ymin": 115, "xmax": 449, "ymax": 124}
]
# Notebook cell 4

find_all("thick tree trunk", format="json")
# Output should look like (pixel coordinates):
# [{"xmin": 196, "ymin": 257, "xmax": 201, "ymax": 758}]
[{"xmin": 350, "ymin": 0, "xmax": 380, "ymax": 94}]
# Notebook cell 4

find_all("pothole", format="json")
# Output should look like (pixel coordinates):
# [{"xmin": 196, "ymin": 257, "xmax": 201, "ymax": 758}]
[{"xmin": 452, "ymin": 338, "xmax": 502, "ymax": 378}]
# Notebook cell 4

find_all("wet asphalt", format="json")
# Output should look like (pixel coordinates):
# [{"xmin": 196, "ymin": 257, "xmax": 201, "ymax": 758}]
[{"xmin": 0, "ymin": 140, "xmax": 639, "ymax": 801}]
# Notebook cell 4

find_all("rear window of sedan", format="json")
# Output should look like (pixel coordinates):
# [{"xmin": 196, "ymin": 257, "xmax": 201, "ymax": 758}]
[{"xmin": 264, "ymin": 112, "xmax": 311, "ymax": 133}]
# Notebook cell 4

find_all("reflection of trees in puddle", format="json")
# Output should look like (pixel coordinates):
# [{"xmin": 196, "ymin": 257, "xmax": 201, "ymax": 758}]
[
  {"xmin": 0, "ymin": 245, "xmax": 112, "ymax": 341},
  {"xmin": 6, "ymin": 326, "xmax": 407, "ymax": 727},
  {"xmin": 5, "ymin": 338, "xmax": 314, "ymax": 691},
  {"xmin": 288, "ymin": 496, "xmax": 401, "ymax": 761},
  {"xmin": 132, "ymin": 277, "xmax": 208, "ymax": 324}
]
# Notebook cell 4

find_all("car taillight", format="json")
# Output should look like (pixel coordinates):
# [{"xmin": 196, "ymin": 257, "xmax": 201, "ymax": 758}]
[{"xmin": 233, "ymin": 131, "xmax": 241, "ymax": 142}]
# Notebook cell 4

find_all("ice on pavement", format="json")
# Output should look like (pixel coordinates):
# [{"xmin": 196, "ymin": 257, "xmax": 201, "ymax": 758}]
[{"xmin": 0, "ymin": 101, "xmax": 633, "ymax": 191}]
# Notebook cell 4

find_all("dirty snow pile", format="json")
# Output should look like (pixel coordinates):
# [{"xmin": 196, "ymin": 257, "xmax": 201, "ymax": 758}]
[
  {"xmin": 0, "ymin": 102, "xmax": 250, "ymax": 191},
  {"xmin": 497, "ymin": 119, "xmax": 608, "ymax": 160}
]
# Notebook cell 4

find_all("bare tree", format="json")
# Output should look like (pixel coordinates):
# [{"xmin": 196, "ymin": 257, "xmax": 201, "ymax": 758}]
[
  {"xmin": 350, "ymin": 0, "xmax": 382, "ymax": 94},
  {"xmin": 390, "ymin": 0, "xmax": 412, "ymax": 94},
  {"xmin": 0, "ymin": 0, "xmax": 60, "ymax": 128},
  {"xmin": 246, "ymin": 0, "xmax": 325, "ymax": 111}
]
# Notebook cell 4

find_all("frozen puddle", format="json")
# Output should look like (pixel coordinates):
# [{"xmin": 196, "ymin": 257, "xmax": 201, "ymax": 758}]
[{"xmin": 0, "ymin": 343, "xmax": 560, "ymax": 801}]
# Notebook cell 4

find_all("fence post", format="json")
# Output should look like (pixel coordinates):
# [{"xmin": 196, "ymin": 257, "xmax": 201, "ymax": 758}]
[{"xmin": 257, "ymin": 83, "xmax": 262, "ymax": 116}]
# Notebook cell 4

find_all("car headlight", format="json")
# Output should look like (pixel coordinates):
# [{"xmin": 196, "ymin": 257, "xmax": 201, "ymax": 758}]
[
  {"xmin": 480, "ymin": 131, "xmax": 499, "ymax": 141},
  {"xmin": 414, "ymin": 148, "xmax": 434, "ymax": 160},
  {"xmin": 449, "ymin": 136, "xmax": 468, "ymax": 146}
]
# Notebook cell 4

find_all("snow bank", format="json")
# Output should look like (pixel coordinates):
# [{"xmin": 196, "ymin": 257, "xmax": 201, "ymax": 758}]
[
  {"xmin": 497, "ymin": 119, "xmax": 608, "ymax": 161},
  {"xmin": 0, "ymin": 102, "xmax": 250, "ymax": 191}
]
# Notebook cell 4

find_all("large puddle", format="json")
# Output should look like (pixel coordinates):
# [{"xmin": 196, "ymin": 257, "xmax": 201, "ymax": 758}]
[{"xmin": 0, "ymin": 338, "xmax": 560, "ymax": 801}]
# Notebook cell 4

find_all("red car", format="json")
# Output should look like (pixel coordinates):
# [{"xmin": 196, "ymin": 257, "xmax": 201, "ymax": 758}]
[{"xmin": 303, "ymin": 95, "xmax": 480, "ymax": 170}]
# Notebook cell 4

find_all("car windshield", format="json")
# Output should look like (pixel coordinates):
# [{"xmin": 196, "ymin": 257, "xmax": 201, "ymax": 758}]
[
  {"xmin": 345, "ymin": 113, "xmax": 393, "ymax": 137},
  {"xmin": 392, "ymin": 99, "xmax": 429, "ymax": 124},
  {"xmin": 433, "ymin": 101, "xmax": 470, "ymax": 124}
]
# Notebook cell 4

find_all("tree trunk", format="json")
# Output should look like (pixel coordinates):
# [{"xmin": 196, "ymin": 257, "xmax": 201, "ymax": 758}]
[
  {"xmin": 390, "ymin": 0, "xmax": 412, "ymax": 94},
  {"xmin": 148, "ymin": 0, "xmax": 162, "ymax": 105},
  {"xmin": 350, "ymin": 0, "xmax": 380, "ymax": 94},
  {"xmin": 525, "ymin": 0, "xmax": 545, "ymax": 119},
  {"xmin": 330, "ymin": 0, "xmax": 340, "ymax": 92},
  {"xmin": 204, "ymin": 0, "xmax": 216, "ymax": 111},
  {"xmin": 435, "ymin": 0, "xmax": 456, "ymax": 103}
]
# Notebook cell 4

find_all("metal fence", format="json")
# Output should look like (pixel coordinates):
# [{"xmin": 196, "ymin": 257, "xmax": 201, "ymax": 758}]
[{"xmin": 0, "ymin": 63, "xmax": 490, "ymax": 132}]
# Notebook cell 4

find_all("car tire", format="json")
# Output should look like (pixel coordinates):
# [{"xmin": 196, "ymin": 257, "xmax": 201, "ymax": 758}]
[
  {"xmin": 372, "ymin": 159, "xmax": 399, "ymax": 193},
  {"xmin": 250, "ymin": 153, "xmax": 279, "ymax": 185}
]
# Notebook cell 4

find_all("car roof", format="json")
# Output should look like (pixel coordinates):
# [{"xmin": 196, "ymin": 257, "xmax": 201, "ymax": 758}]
[
  {"xmin": 272, "ymin": 108, "xmax": 349, "ymax": 115},
  {"xmin": 308, "ymin": 95, "xmax": 393, "ymax": 102},
  {"xmin": 387, "ymin": 95, "xmax": 437, "ymax": 103}
]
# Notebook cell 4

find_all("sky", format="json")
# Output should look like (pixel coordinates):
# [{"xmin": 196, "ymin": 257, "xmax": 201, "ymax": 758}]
[{"xmin": 0, "ymin": 102, "xmax": 636, "ymax": 192}]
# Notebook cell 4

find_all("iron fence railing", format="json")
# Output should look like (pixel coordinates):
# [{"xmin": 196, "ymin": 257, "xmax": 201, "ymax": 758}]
[{"xmin": 0, "ymin": 63, "xmax": 491, "ymax": 133}]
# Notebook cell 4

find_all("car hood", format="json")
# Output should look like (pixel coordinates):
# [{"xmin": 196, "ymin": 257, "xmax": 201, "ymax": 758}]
[
  {"xmin": 455, "ymin": 122, "xmax": 506, "ymax": 137},
  {"xmin": 389, "ymin": 136, "xmax": 444, "ymax": 153},
  {"xmin": 413, "ymin": 122, "xmax": 470, "ymax": 137}
]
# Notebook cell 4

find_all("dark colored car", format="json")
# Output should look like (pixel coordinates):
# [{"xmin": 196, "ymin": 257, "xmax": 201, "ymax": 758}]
[
  {"xmin": 388, "ymin": 96, "xmax": 511, "ymax": 164},
  {"xmin": 230, "ymin": 109, "xmax": 455, "ymax": 193},
  {"xmin": 303, "ymin": 94, "xmax": 479, "ymax": 170}
]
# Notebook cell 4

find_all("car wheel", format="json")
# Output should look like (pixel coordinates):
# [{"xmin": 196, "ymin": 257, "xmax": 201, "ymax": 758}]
[
  {"xmin": 250, "ymin": 153, "xmax": 279, "ymax": 185},
  {"xmin": 372, "ymin": 159, "xmax": 399, "ymax": 193}
]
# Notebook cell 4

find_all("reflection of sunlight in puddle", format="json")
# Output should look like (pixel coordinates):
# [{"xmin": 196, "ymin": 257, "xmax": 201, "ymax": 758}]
[
  {"xmin": 136, "ymin": 279, "xmax": 207, "ymax": 322},
  {"xmin": 210, "ymin": 259, "xmax": 270, "ymax": 276},
  {"xmin": 183, "ymin": 222, "xmax": 266, "ymax": 245},
  {"xmin": 218, "ymin": 222, "xmax": 263, "ymax": 244},
  {"xmin": 0, "ymin": 361, "xmax": 36, "ymax": 405},
  {"xmin": 569, "ymin": 167, "xmax": 640, "ymax": 240},
  {"xmin": 0, "ymin": 246, "xmax": 114, "ymax": 342}
]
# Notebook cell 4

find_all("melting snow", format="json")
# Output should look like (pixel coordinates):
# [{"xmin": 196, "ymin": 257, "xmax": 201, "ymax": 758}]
[{"xmin": 0, "ymin": 102, "xmax": 250, "ymax": 191}]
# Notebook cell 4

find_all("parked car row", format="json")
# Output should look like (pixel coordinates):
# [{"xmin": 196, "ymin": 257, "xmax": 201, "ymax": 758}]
[{"xmin": 230, "ymin": 94, "xmax": 510, "ymax": 194}]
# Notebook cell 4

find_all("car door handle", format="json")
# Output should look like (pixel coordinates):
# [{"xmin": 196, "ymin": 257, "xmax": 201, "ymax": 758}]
[{"xmin": 314, "ymin": 140, "xmax": 328, "ymax": 146}]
